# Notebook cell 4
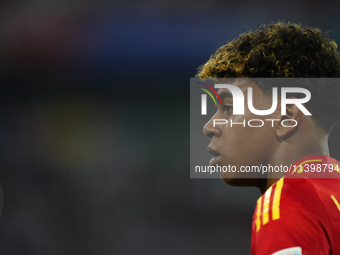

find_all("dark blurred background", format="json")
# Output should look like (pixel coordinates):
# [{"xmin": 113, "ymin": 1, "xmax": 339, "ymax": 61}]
[{"xmin": 1, "ymin": 0, "xmax": 340, "ymax": 254}]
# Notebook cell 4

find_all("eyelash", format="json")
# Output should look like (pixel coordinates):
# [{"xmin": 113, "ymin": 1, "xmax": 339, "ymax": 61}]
[{"xmin": 223, "ymin": 105, "xmax": 233, "ymax": 114}]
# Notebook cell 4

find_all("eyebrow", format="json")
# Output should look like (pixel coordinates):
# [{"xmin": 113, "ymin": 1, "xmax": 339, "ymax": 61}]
[{"xmin": 218, "ymin": 91, "xmax": 233, "ymax": 104}]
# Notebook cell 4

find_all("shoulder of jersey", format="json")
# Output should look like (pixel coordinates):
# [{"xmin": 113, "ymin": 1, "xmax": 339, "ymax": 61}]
[{"xmin": 254, "ymin": 177, "xmax": 318, "ymax": 233}]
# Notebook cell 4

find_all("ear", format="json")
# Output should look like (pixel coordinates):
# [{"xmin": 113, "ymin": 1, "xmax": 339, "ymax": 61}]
[{"xmin": 276, "ymin": 103, "xmax": 302, "ymax": 139}]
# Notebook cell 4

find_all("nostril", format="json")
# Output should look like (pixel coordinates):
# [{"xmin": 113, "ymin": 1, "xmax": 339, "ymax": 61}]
[{"xmin": 207, "ymin": 132, "xmax": 216, "ymax": 138}]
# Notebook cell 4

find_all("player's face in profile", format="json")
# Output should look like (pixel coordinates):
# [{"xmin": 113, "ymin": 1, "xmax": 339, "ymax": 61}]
[{"xmin": 203, "ymin": 80, "xmax": 280, "ymax": 185}]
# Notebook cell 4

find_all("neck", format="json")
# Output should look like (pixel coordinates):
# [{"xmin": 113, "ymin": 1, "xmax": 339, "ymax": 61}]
[{"xmin": 258, "ymin": 129, "xmax": 329, "ymax": 194}]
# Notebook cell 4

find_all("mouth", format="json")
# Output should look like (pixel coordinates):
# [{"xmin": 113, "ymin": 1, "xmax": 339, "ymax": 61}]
[
  {"xmin": 207, "ymin": 147, "xmax": 221, "ymax": 166},
  {"xmin": 207, "ymin": 146, "xmax": 221, "ymax": 157}
]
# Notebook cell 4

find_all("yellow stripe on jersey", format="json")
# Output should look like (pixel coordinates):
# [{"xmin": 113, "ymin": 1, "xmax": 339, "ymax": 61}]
[
  {"xmin": 272, "ymin": 178, "xmax": 284, "ymax": 220},
  {"xmin": 331, "ymin": 195, "xmax": 340, "ymax": 213},
  {"xmin": 255, "ymin": 196, "xmax": 262, "ymax": 232},
  {"xmin": 255, "ymin": 178, "xmax": 284, "ymax": 232},
  {"xmin": 291, "ymin": 159, "xmax": 322, "ymax": 174},
  {"xmin": 262, "ymin": 186, "xmax": 272, "ymax": 225}
]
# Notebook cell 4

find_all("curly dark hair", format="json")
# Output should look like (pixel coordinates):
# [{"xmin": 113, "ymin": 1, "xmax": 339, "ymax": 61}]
[{"xmin": 197, "ymin": 22, "xmax": 340, "ymax": 133}]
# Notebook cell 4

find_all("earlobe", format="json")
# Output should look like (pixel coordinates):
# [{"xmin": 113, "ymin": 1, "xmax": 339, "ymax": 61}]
[{"xmin": 276, "ymin": 104, "xmax": 301, "ymax": 139}]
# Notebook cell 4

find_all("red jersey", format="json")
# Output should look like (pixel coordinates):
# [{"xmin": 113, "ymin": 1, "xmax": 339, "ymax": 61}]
[{"xmin": 251, "ymin": 155, "xmax": 340, "ymax": 255}]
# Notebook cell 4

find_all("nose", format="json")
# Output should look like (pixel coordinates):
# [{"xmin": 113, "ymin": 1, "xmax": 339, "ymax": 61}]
[{"xmin": 203, "ymin": 115, "xmax": 222, "ymax": 138}]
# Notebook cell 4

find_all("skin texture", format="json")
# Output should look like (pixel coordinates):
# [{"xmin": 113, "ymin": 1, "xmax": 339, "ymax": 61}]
[{"xmin": 203, "ymin": 79, "xmax": 330, "ymax": 193}]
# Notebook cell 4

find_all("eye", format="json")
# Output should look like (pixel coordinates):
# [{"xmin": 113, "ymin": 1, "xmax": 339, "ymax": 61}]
[{"xmin": 223, "ymin": 105, "xmax": 233, "ymax": 114}]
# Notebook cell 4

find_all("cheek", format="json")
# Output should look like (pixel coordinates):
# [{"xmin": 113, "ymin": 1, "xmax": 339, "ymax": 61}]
[
  {"xmin": 219, "ymin": 120, "xmax": 275, "ymax": 155},
  {"xmin": 218, "ymin": 125, "xmax": 249, "ymax": 156}
]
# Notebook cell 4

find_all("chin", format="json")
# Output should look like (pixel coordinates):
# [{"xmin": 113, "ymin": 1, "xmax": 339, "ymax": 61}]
[
  {"xmin": 221, "ymin": 177, "xmax": 255, "ymax": 186},
  {"xmin": 221, "ymin": 174, "xmax": 264, "ymax": 187}
]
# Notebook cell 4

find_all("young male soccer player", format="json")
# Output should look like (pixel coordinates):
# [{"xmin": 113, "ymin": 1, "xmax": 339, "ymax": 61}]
[{"xmin": 198, "ymin": 23, "xmax": 340, "ymax": 254}]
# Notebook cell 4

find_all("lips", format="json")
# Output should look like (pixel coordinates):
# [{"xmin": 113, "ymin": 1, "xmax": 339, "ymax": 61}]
[
  {"xmin": 207, "ymin": 146, "xmax": 221, "ymax": 166},
  {"xmin": 207, "ymin": 147, "xmax": 220, "ymax": 157}
]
